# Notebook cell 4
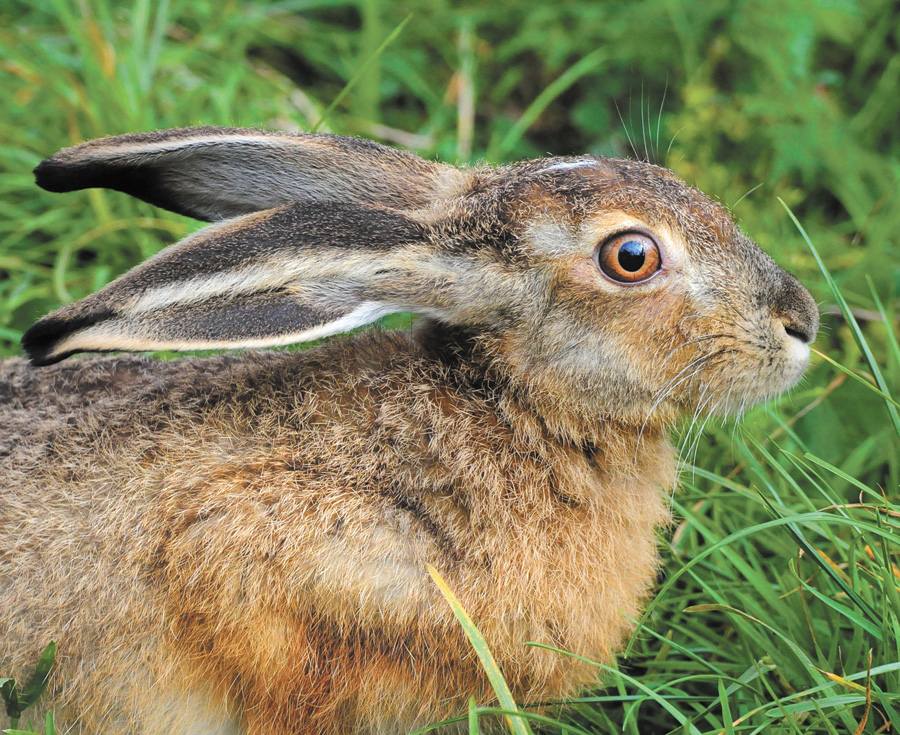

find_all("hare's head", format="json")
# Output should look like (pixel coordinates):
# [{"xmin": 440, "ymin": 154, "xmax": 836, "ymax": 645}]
[{"xmin": 25, "ymin": 128, "xmax": 817, "ymax": 431}]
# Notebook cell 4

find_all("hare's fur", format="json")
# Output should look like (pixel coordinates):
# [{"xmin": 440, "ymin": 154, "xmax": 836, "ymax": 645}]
[
  {"xmin": 1, "ymin": 128, "xmax": 818, "ymax": 735},
  {"xmin": 2, "ymin": 334, "xmax": 671, "ymax": 734}
]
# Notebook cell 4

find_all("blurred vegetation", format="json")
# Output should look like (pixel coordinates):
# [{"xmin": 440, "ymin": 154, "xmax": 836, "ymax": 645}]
[{"xmin": 1, "ymin": 0, "xmax": 899, "ymax": 733}]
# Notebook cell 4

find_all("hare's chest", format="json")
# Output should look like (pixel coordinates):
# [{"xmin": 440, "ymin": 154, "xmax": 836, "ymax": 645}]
[{"xmin": 462, "ymin": 459, "xmax": 672, "ymax": 695}]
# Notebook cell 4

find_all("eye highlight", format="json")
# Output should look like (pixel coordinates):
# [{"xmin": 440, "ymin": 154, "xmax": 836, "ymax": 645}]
[{"xmin": 595, "ymin": 232, "xmax": 661, "ymax": 284}]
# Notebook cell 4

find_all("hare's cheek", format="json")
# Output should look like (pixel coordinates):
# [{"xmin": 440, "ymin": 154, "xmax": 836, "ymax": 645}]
[
  {"xmin": 566, "ymin": 257, "xmax": 683, "ymax": 350},
  {"xmin": 634, "ymin": 288, "xmax": 683, "ymax": 323},
  {"xmin": 610, "ymin": 290, "xmax": 685, "ymax": 355}
]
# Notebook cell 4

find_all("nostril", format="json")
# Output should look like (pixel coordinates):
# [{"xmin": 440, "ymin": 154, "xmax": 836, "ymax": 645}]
[
  {"xmin": 772, "ymin": 273, "xmax": 819, "ymax": 346},
  {"xmin": 783, "ymin": 321, "xmax": 812, "ymax": 344}
]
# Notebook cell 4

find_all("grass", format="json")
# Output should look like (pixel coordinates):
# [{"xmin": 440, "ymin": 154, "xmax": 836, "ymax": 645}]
[{"xmin": 2, "ymin": 0, "xmax": 899, "ymax": 733}]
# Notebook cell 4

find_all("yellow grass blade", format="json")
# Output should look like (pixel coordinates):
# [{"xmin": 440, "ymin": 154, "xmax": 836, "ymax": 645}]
[{"xmin": 426, "ymin": 564, "xmax": 533, "ymax": 735}]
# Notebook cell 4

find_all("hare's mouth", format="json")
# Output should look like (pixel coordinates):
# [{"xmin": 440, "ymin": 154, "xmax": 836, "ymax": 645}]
[
  {"xmin": 785, "ymin": 330, "xmax": 812, "ymax": 364},
  {"xmin": 668, "ymin": 329, "xmax": 811, "ymax": 419}
]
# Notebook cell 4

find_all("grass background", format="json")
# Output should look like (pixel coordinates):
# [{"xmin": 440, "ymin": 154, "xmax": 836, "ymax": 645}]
[{"xmin": 1, "ymin": 0, "xmax": 899, "ymax": 733}]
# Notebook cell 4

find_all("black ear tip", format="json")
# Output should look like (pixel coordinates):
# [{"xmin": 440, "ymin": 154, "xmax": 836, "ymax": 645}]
[
  {"xmin": 22, "ymin": 319, "xmax": 64, "ymax": 365},
  {"xmin": 25, "ymin": 351, "xmax": 67, "ymax": 367},
  {"xmin": 21, "ymin": 311, "xmax": 110, "ymax": 366},
  {"xmin": 33, "ymin": 158, "xmax": 71, "ymax": 193}
]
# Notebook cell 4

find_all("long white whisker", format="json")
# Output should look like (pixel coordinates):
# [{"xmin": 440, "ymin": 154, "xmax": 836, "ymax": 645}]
[{"xmin": 636, "ymin": 349, "xmax": 725, "ymax": 458}]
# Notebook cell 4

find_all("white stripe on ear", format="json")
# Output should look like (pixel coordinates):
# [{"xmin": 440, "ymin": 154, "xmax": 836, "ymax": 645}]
[
  {"xmin": 125, "ymin": 263, "xmax": 298, "ymax": 315},
  {"xmin": 72, "ymin": 132, "xmax": 293, "ymax": 158},
  {"xmin": 23, "ymin": 201, "xmax": 471, "ymax": 365},
  {"xmin": 45, "ymin": 301, "xmax": 402, "ymax": 361}
]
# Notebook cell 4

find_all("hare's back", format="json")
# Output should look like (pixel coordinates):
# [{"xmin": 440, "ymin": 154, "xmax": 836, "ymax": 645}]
[
  {"xmin": 1, "ymin": 354, "xmax": 195, "ymax": 449},
  {"xmin": 0, "ymin": 349, "xmax": 330, "ymax": 460}
]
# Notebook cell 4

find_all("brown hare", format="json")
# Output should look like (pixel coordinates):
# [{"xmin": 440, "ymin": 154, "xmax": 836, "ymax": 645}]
[{"xmin": 0, "ymin": 127, "xmax": 818, "ymax": 735}]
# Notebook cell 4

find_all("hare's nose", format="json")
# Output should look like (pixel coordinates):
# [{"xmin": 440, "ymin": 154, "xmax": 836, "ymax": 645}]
[{"xmin": 773, "ymin": 273, "xmax": 818, "ymax": 344}]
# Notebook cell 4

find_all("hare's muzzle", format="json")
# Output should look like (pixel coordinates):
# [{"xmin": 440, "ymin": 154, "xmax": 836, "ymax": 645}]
[{"xmin": 771, "ymin": 272, "xmax": 819, "ymax": 346}]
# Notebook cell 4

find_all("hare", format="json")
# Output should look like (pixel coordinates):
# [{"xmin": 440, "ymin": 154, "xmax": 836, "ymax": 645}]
[{"xmin": 1, "ymin": 127, "xmax": 818, "ymax": 735}]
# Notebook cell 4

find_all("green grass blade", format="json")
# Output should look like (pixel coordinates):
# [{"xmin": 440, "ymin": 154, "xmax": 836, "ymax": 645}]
[
  {"xmin": 313, "ymin": 14, "xmax": 412, "ymax": 132},
  {"xmin": 867, "ymin": 276, "xmax": 900, "ymax": 370},
  {"xmin": 491, "ymin": 49, "xmax": 608, "ymax": 159},
  {"xmin": 595, "ymin": 663, "xmax": 703, "ymax": 735},
  {"xmin": 0, "ymin": 679, "xmax": 19, "ymax": 720},
  {"xmin": 718, "ymin": 678, "xmax": 736, "ymax": 735},
  {"xmin": 19, "ymin": 641, "xmax": 56, "ymax": 709},
  {"xmin": 627, "ymin": 512, "xmax": 898, "ymax": 654},
  {"xmin": 811, "ymin": 349, "xmax": 900, "ymax": 411},
  {"xmin": 801, "ymin": 452, "xmax": 887, "ymax": 499},
  {"xmin": 468, "ymin": 696, "xmax": 479, "ymax": 735},
  {"xmin": 470, "ymin": 707, "xmax": 594, "ymax": 735},
  {"xmin": 780, "ymin": 198, "xmax": 900, "ymax": 437},
  {"xmin": 767, "ymin": 694, "xmax": 867, "ymax": 716},
  {"xmin": 797, "ymin": 580, "xmax": 883, "ymax": 639}
]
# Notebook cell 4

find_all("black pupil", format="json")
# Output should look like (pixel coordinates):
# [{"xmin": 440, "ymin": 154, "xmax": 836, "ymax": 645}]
[{"xmin": 618, "ymin": 240, "xmax": 646, "ymax": 271}]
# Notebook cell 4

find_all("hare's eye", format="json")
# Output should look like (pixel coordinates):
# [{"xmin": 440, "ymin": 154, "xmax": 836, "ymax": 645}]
[{"xmin": 595, "ymin": 232, "xmax": 661, "ymax": 284}]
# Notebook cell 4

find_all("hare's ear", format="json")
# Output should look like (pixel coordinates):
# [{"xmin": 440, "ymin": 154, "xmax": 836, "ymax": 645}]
[
  {"xmin": 23, "ymin": 201, "xmax": 482, "ymax": 366},
  {"xmin": 34, "ymin": 127, "xmax": 467, "ymax": 221}
]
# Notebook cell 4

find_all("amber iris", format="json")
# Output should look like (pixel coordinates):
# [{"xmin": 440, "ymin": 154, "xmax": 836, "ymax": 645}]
[{"xmin": 596, "ymin": 232, "xmax": 661, "ymax": 283}]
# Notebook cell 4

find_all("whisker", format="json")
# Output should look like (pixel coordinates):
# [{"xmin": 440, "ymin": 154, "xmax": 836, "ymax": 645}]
[
  {"xmin": 659, "ymin": 333, "xmax": 733, "ymax": 364},
  {"xmin": 614, "ymin": 97, "xmax": 639, "ymax": 160},
  {"xmin": 656, "ymin": 74, "xmax": 668, "ymax": 154},
  {"xmin": 676, "ymin": 383, "xmax": 710, "ymax": 480},
  {"xmin": 635, "ymin": 349, "xmax": 727, "ymax": 457},
  {"xmin": 640, "ymin": 80, "xmax": 649, "ymax": 163}
]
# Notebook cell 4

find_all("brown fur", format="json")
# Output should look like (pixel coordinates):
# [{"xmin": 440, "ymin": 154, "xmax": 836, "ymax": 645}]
[
  {"xmin": 1, "ymin": 339, "xmax": 671, "ymax": 734},
  {"xmin": 2, "ymin": 129, "xmax": 818, "ymax": 734}
]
